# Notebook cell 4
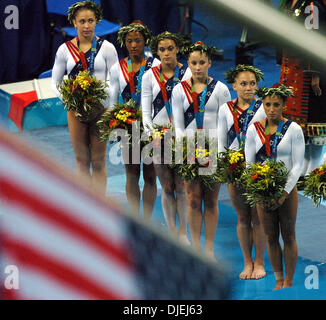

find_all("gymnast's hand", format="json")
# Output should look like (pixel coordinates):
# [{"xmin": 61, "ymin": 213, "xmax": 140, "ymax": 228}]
[{"xmin": 267, "ymin": 191, "xmax": 288, "ymax": 211}]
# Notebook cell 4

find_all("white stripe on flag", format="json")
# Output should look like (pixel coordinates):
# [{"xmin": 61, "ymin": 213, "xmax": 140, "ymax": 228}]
[
  {"xmin": 2, "ymin": 257, "xmax": 89, "ymax": 300},
  {"xmin": 0, "ymin": 145, "xmax": 125, "ymax": 247},
  {"xmin": 2, "ymin": 202, "xmax": 140, "ymax": 299}
]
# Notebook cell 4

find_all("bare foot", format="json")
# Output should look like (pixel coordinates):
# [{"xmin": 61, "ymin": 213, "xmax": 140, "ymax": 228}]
[
  {"xmin": 273, "ymin": 280, "xmax": 284, "ymax": 290},
  {"xmin": 205, "ymin": 250, "xmax": 218, "ymax": 263},
  {"xmin": 282, "ymin": 280, "xmax": 293, "ymax": 289},
  {"xmin": 239, "ymin": 263, "xmax": 253, "ymax": 279},
  {"xmin": 179, "ymin": 234, "xmax": 191, "ymax": 246},
  {"xmin": 251, "ymin": 263, "xmax": 266, "ymax": 279}
]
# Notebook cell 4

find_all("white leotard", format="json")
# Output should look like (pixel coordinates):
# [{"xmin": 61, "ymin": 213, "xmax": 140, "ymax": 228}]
[
  {"xmin": 217, "ymin": 98, "xmax": 266, "ymax": 153},
  {"xmin": 51, "ymin": 38, "xmax": 118, "ymax": 106},
  {"xmin": 245, "ymin": 120, "xmax": 305, "ymax": 194},
  {"xmin": 141, "ymin": 64, "xmax": 191, "ymax": 132},
  {"xmin": 172, "ymin": 79, "xmax": 231, "ymax": 139},
  {"xmin": 108, "ymin": 56, "xmax": 160, "ymax": 109}
]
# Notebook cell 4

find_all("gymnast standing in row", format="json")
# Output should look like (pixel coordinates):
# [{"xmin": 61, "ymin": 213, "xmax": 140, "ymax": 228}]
[
  {"xmin": 172, "ymin": 41, "xmax": 231, "ymax": 260},
  {"xmin": 142, "ymin": 31, "xmax": 191, "ymax": 241},
  {"xmin": 218, "ymin": 65, "xmax": 266, "ymax": 279},
  {"xmin": 108, "ymin": 21, "xmax": 160, "ymax": 219},
  {"xmin": 245, "ymin": 84, "xmax": 305, "ymax": 289},
  {"xmin": 51, "ymin": 0, "xmax": 118, "ymax": 194}
]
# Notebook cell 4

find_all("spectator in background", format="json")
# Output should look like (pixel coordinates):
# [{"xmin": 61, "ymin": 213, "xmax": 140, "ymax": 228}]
[{"xmin": 280, "ymin": 0, "xmax": 326, "ymax": 185}]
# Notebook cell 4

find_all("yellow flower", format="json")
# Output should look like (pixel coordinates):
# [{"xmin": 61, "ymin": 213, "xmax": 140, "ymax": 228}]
[
  {"xmin": 153, "ymin": 129, "xmax": 161, "ymax": 139},
  {"xmin": 196, "ymin": 147, "xmax": 209, "ymax": 159},
  {"xmin": 319, "ymin": 164, "xmax": 326, "ymax": 172},
  {"xmin": 255, "ymin": 164, "xmax": 271, "ymax": 177},
  {"xmin": 229, "ymin": 151, "xmax": 244, "ymax": 164}
]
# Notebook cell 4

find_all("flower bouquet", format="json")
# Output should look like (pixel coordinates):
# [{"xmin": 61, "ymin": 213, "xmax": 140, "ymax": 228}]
[
  {"xmin": 151, "ymin": 124, "xmax": 173, "ymax": 144},
  {"xmin": 241, "ymin": 159, "xmax": 289, "ymax": 208},
  {"xmin": 216, "ymin": 148, "xmax": 246, "ymax": 185},
  {"xmin": 303, "ymin": 164, "xmax": 326, "ymax": 207},
  {"xmin": 57, "ymin": 70, "xmax": 108, "ymax": 122},
  {"xmin": 171, "ymin": 135, "xmax": 219, "ymax": 190},
  {"xmin": 97, "ymin": 99, "xmax": 142, "ymax": 143},
  {"xmin": 149, "ymin": 123, "xmax": 174, "ymax": 161}
]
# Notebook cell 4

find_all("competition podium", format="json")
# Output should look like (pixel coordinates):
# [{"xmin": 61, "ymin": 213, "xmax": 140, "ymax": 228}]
[{"xmin": 0, "ymin": 78, "xmax": 67, "ymax": 132}]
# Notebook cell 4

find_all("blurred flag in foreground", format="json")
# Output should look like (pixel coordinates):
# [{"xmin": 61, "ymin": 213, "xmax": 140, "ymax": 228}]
[{"xmin": 0, "ymin": 129, "xmax": 230, "ymax": 300}]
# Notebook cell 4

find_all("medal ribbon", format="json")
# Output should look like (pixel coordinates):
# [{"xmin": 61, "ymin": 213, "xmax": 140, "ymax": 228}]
[
  {"xmin": 159, "ymin": 64, "xmax": 180, "ymax": 122},
  {"xmin": 127, "ymin": 56, "xmax": 147, "ymax": 105},
  {"xmin": 191, "ymin": 77, "xmax": 209, "ymax": 130},
  {"xmin": 76, "ymin": 36, "xmax": 97, "ymax": 75},
  {"xmin": 232, "ymin": 98, "xmax": 259, "ymax": 147},
  {"xmin": 264, "ymin": 117, "xmax": 284, "ymax": 159}
]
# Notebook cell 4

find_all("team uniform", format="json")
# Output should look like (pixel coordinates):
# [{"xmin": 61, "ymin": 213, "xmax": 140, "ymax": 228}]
[
  {"xmin": 245, "ymin": 119, "xmax": 305, "ymax": 194},
  {"xmin": 142, "ymin": 64, "xmax": 191, "ymax": 132},
  {"xmin": 108, "ymin": 56, "xmax": 160, "ymax": 108},
  {"xmin": 172, "ymin": 79, "xmax": 231, "ymax": 139},
  {"xmin": 217, "ymin": 98, "xmax": 266, "ymax": 153},
  {"xmin": 52, "ymin": 38, "xmax": 118, "ymax": 108}
]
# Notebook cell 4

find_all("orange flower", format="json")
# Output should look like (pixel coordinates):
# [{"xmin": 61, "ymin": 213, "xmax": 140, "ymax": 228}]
[
  {"xmin": 125, "ymin": 108, "xmax": 136, "ymax": 114},
  {"xmin": 70, "ymin": 84, "xmax": 76, "ymax": 92},
  {"xmin": 109, "ymin": 120, "xmax": 119, "ymax": 128},
  {"xmin": 252, "ymin": 173, "xmax": 258, "ymax": 180},
  {"xmin": 125, "ymin": 118, "xmax": 136, "ymax": 124}
]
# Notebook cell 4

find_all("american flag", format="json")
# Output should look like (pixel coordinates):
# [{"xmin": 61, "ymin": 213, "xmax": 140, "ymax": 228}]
[
  {"xmin": 0, "ymin": 129, "xmax": 140, "ymax": 300},
  {"xmin": 0, "ymin": 128, "xmax": 230, "ymax": 300}
]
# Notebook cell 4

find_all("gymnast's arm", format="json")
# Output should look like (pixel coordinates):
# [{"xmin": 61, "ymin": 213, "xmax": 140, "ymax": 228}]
[
  {"xmin": 171, "ymin": 83, "xmax": 186, "ymax": 139},
  {"xmin": 108, "ymin": 62, "xmax": 120, "ymax": 109},
  {"xmin": 51, "ymin": 44, "xmax": 67, "ymax": 100},
  {"xmin": 284, "ymin": 123, "xmax": 305, "ymax": 194},
  {"xmin": 102, "ymin": 40, "xmax": 118, "ymax": 107},
  {"xmin": 244, "ymin": 124, "xmax": 257, "ymax": 165},
  {"xmin": 217, "ymin": 103, "xmax": 229, "ymax": 154},
  {"xmin": 141, "ymin": 70, "xmax": 154, "ymax": 133}
]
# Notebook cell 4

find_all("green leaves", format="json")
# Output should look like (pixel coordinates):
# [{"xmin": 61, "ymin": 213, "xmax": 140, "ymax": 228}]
[
  {"xmin": 241, "ymin": 159, "xmax": 289, "ymax": 208},
  {"xmin": 303, "ymin": 165, "xmax": 326, "ymax": 207},
  {"xmin": 57, "ymin": 70, "xmax": 108, "ymax": 122},
  {"xmin": 171, "ymin": 134, "xmax": 219, "ymax": 191}
]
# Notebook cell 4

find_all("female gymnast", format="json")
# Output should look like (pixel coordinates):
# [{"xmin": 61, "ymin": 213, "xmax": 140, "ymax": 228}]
[
  {"xmin": 142, "ymin": 31, "xmax": 191, "ymax": 242},
  {"xmin": 108, "ymin": 21, "xmax": 159, "ymax": 218},
  {"xmin": 172, "ymin": 41, "xmax": 231, "ymax": 259},
  {"xmin": 245, "ymin": 84, "xmax": 305, "ymax": 289},
  {"xmin": 51, "ymin": 0, "xmax": 118, "ymax": 194}
]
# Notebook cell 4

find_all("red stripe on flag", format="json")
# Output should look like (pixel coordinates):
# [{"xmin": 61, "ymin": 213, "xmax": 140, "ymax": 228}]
[
  {"xmin": 0, "ymin": 137, "xmax": 123, "ymax": 222},
  {"xmin": 2, "ymin": 234, "xmax": 128, "ymax": 300},
  {"xmin": 0, "ymin": 179, "xmax": 133, "ymax": 269},
  {"xmin": 2, "ymin": 286, "xmax": 24, "ymax": 300}
]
